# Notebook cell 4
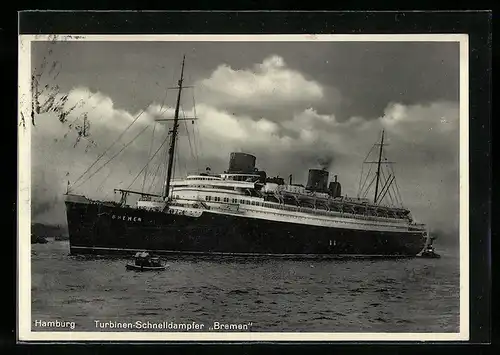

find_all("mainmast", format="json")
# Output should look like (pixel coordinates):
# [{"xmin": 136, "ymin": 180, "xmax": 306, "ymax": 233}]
[
  {"xmin": 163, "ymin": 55, "xmax": 186, "ymax": 200},
  {"xmin": 373, "ymin": 130, "xmax": 385, "ymax": 204},
  {"xmin": 357, "ymin": 130, "xmax": 403, "ymax": 207}
]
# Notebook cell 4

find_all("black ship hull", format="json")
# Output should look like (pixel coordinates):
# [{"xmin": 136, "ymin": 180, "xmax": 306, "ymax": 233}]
[{"xmin": 65, "ymin": 201, "xmax": 427, "ymax": 258}]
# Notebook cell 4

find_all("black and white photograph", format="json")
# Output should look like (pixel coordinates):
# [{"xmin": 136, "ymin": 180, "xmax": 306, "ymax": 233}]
[{"xmin": 18, "ymin": 32, "xmax": 469, "ymax": 341}]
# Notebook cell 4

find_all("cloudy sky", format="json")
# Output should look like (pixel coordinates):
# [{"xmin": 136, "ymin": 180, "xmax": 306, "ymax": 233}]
[{"xmin": 28, "ymin": 39, "xmax": 461, "ymax": 244}]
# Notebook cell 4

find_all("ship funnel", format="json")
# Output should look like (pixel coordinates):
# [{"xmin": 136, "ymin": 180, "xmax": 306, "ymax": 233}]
[
  {"xmin": 328, "ymin": 175, "xmax": 342, "ymax": 198},
  {"xmin": 306, "ymin": 169, "xmax": 329, "ymax": 192},
  {"xmin": 227, "ymin": 152, "xmax": 257, "ymax": 174}
]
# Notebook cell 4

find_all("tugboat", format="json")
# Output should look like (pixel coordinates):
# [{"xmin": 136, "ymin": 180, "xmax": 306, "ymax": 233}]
[
  {"xmin": 126, "ymin": 251, "xmax": 167, "ymax": 271},
  {"xmin": 418, "ymin": 232, "xmax": 441, "ymax": 259},
  {"xmin": 419, "ymin": 244, "xmax": 441, "ymax": 259}
]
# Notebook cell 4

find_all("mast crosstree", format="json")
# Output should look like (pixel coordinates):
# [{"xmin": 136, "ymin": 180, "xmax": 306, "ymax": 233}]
[{"xmin": 153, "ymin": 55, "xmax": 198, "ymax": 201}]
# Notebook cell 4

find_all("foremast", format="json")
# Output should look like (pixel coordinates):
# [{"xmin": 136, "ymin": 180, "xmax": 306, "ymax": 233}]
[
  {"xmin": 162, "ymin": 55, "xmax": 186, "ymax": 201},
  {"xmin": 111, "ymin": 55, "xmax": 193, "ymax": 206}
]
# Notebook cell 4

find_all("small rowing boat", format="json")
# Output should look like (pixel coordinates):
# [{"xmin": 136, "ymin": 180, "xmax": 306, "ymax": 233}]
[{"xmin": 126, "ymin": 252, "xmax": 167, "ymax": 271}]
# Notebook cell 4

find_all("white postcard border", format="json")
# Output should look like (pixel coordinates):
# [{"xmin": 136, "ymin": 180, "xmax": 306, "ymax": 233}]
[{"xmin": 18, "ymin": 33, "xmax": 470, "ymax": 342}]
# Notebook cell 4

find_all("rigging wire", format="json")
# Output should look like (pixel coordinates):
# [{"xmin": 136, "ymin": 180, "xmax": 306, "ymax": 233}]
[
  {"xmin": 378, "ymin": 168, "xmax": 388, "ymax": 205},
  {"xmin": 362, "ymin": 174, "xmax": 377, "ymax": 199},
  {"xmin": 158, "ymin": 85, "xmax": 170, "ymax": 115},
  {"xmin": 357, "ymin": 143, "xmax": 377, "ymax": 197},
  {"xmin": 96, "ymin": 166, "xmax": 116, "ymax": 194},
  {"xmin": 381, "ymin": 147, "xmax": 403, "ymax": 207},
  {"xmin": 378, "ymin": 168, "xmax": 391, "ymax": 206},
  {"xmin": 124, "ymin": 133, "xmax": 171, "ymax": 191},
  {"xmin": 380, "ymin": 148, "xmax": 392, "ymax": 205},
  {"xmin": 191, "ymin": 89, "xmax": 198, "ymax": 121},
  {"xmin": 151, "ymin": 132, "xmax": 170, "ymax": 195},
  {"xmin": 385, "ymin": 176, "xmax": 397, "ymax": 207},
  {"xmin": 181, "ymin": 106, "xmax": 196, "ymax": 172},
  {"xmin": 386, "ymin": 185, "xmax": 396, "ymax": 207},
  {"xmin": 146, "ymin": 115, "xmax": 172, "ymax": 195},
  {"xmin": 191, "ymin": 89, "xmax": 200, "ymax": 170},
  {"xmin": 369, "ymin": 135, "xmax": 403, "ymax": 208},
  {"xmin": 174, "ymin": 134, "xmax": 180, "ymax": 179},
  {"xmin": 192, "ymin": 131, "xmax": 199, "ymax": 172},
  {"xmin": 71, "ymin": 124, "xmax": 150, "ymax": 191},
  {"xmin": 391, "ymin": 179, "xmax": 401, "ymax": 207},
  {"xmin": 169, "ymin": 134, "xmax": 180, "ymax": 197},
  {"xmin": 149, "ymin": 134, "xmax": 168, "ymax": 189},
  {"xmin": 147, "ymin": 151, "xmax": 164, "ymax": 194},
  {"xmin": 141, "ymin": 122, "xmax": 157, "ymax": 192},
  {"xmin": 146, "ymin": 138, "xmax": 165, "ymax": 194},
  {"xmin": 380, "ymin": 168, "xmax": 395, "ymax": 207},
  {"xmin": 153, "ymin": 134, "xmax": 169, "ymax": 194},
  {"xmin": 388, "ymin": 157, "xmax": 404, "ymax": 207},
  {"xmin": 379, "ymin": 175, "xmax": 395, "ymax": 206},
  {"xmin": 356, "ymin": 164, "xmax": 365, "ymax": 198},
  {"xmin": 393, "ymin": 177, "xmax": 403, "ymax": 208},
  {"xmin": 194, "ymin": 123, "xmax": 203, "ymax": 161},
  {"xmin": 69, "ymin": 102, "xmax": 152, "ymax": 190},
  {"xmin": 191, "ymin": 90, "xmax": 205, "ymax": 167},
  {"xmin": 144, "ymin": 146, "xmax": 161, "ymax": 182},
  {"xmin": 359, "ymin": 162, "xmax": 375, "ymax": 198}
]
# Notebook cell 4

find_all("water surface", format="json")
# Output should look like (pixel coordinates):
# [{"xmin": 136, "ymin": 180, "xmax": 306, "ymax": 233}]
[{"xmin": 31, "ymin": 240, "xmax": 460, "ymax": 333}]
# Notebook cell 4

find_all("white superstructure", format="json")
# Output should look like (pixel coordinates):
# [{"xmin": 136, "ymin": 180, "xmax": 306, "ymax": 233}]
[{"xmin": 135, "ymin": 172, "xmax": 426, "ymax": 234}]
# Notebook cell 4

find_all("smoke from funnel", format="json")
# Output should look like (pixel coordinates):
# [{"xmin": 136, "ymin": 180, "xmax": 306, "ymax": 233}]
[{"xmin": 316, "ymin": 154, "xmax": 334, "ymax": 170}]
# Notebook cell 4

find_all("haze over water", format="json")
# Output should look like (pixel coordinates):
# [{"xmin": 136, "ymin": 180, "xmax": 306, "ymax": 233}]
[{"xmin": 31, "ymin": 240, "xmax": 459, "ymax": 333}]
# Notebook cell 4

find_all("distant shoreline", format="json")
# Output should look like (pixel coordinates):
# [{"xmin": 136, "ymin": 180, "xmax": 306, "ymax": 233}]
[{"xmin": 31, "ymin": 222, "xmax": 68, "ymax": 240}]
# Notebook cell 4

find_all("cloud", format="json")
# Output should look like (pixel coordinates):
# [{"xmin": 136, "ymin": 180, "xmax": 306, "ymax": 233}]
[
  {"xmin": 29, "ymin": 68, "xmax": 460, "ymax": 246},
  {"xmin": 196, "ymin": 55, "xmax": 325, "ymax": 117},
  {"xmin": 381, "ymin": 101, "xmax": 459, "ymax": 143},
  {"xmin": 173, "ymin": 98, "xmax": 459, "ymax": 240},
  {"xmin": 194, "ymin": 100, "xmax": 459, "ymax": 236},
  {"xmin": 30, "ymin": 86, "xmax": 175, "ymax": 224}
]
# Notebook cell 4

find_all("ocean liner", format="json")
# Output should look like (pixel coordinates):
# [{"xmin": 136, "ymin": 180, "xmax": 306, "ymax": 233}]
[{"xmin": 63, "ymin": 56, "xmax": 432, "ymax": 258}]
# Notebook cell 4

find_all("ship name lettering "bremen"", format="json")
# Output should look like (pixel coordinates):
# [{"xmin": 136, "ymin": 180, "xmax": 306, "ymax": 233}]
[{"xmin": 112, "ymin": 215, "xmax": 142, "ymax": 222}]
